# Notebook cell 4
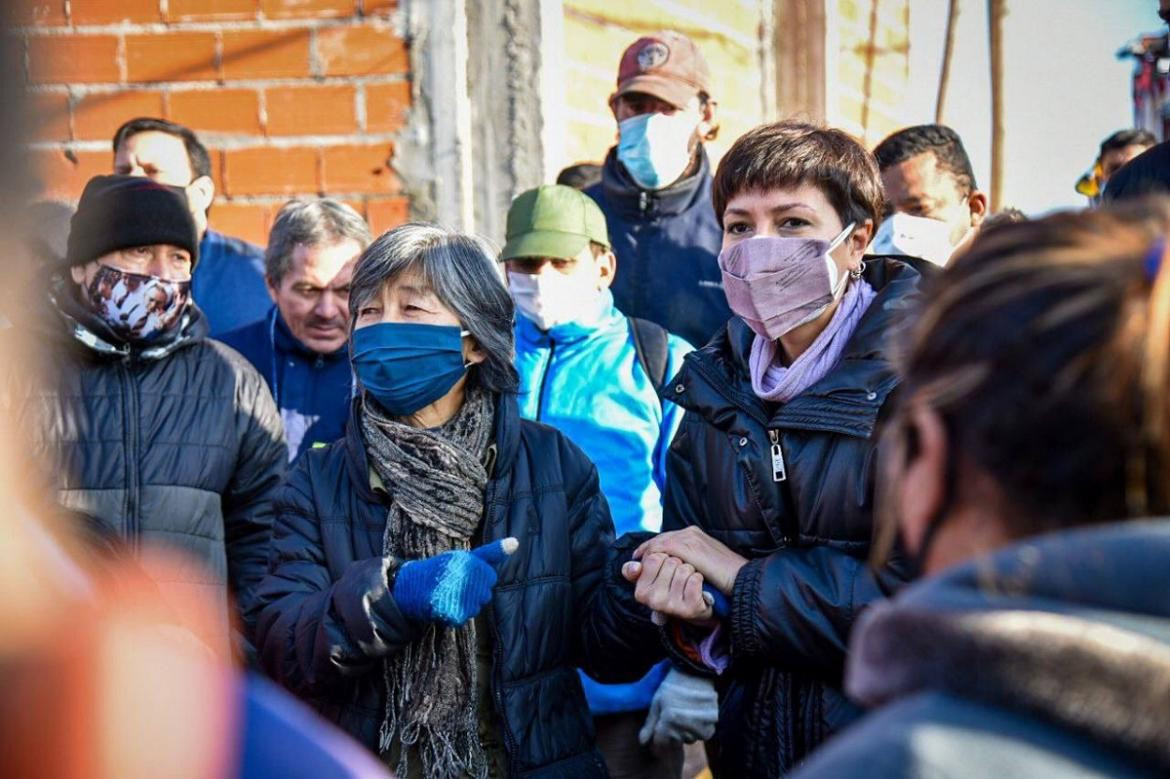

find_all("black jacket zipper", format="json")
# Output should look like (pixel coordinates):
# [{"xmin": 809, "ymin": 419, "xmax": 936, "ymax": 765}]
[
  {"xmin": 534, "ymin": 339, "xmax": 556, "ymax": 421},
  {"xmin": 120, "ymin": 361, "xmax": 141, "ymax": 550}
]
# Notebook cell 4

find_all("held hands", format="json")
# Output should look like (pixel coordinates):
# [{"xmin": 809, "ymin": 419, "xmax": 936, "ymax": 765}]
[
  {"xmin": 392, "ymin": 538, "xmax": 518, "ymax": 626},
  {"xmin": 621, "ymin": 527, "xmax": 747, "ymax": 625}
]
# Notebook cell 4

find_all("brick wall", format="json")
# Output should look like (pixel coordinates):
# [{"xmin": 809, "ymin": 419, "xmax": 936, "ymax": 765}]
[
  {"xmin": 15, "ymin": 0, "xmax": 411, "ymax": 248},
  {"xmin": 559, "ymin": 0, "xmax": 769, "ymax": 174}
]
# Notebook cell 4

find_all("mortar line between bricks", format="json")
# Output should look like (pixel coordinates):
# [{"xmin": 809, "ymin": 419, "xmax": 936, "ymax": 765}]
[
  {"xmin": 25, "ymin": 76, "xmax": 410, "ymax": 94},
  {"xmin": 30, "ymin": 135, "xmax": 403, "ymax": 152},
  {"xmin": 14, "ymin": 17, "xmax": 401, "ymax": 35}
]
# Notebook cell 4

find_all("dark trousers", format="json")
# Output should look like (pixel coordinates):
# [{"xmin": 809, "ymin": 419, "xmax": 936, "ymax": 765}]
[{"xmin": 594, "ymin": 711, "xmax": 684, "ymax": 779}]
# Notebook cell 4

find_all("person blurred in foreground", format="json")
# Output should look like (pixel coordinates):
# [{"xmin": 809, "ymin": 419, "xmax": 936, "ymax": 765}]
[
  {"xmin": 792, "ymin": 202, "xmax": 1170, "ymax": 778},
  {"xmin": 221, "ymin": 199, "xmax": 370, "ymax": 461},
  {"xmin": 3, "ymin": 174, "xmax": 286, "ymax": 655},
  {"xmin": 620, "ymin": 120, "xmax": 930, "ymax": 777},
  {"xmin": 254, "ymin": 223, "xmax": 660, "ymax": 777}
]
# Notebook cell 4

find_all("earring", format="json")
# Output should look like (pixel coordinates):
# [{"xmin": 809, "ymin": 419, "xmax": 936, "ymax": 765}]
[{"xmin": 849, "ymin": 261, "xmax": 866, "ymax": 281}]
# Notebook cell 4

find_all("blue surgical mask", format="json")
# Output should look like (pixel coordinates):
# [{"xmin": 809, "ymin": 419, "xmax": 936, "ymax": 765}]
[
  {"xmin": 616, "ymin": 112, "xmax": 696, "ymax": 190},
  {"xmin": 351, "ymin": 322, "xmax": 470, "ymax": 417}
]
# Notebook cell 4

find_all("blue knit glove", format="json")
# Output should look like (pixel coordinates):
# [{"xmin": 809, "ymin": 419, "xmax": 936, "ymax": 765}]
[{"xmin": 392, "ymin": 538, "xmax": 518, "ymax": 626}]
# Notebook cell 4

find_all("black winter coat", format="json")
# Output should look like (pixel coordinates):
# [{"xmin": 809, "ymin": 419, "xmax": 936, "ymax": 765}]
[
  {"xmin": 661, "ymin": 258, "xmax": 926, "ymax": 777},
  {"xmin": 585, "ymin": 148, "xmax": 731, "ymax": 349},
  {"xmin": 8, "ymin": 285, "xmax": 287, "ymax": 648},
  {"xmin": 253, "ymin": 394, "xmax": 661, "ymax": 777}
]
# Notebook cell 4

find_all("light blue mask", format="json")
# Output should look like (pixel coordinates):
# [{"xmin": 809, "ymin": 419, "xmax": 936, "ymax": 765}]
[
  {"xmin": 616, "ymin": 112, "xmax": 696, "ymax": 190},
  {"xmin": 351, "ymin": 322, "xmax": 469, "ymax": 417}
]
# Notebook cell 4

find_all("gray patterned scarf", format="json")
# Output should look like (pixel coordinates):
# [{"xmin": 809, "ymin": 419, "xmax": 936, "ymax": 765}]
[{"xmin": 360, "ymin": 387, "xmax": 496, "ymax": 779}]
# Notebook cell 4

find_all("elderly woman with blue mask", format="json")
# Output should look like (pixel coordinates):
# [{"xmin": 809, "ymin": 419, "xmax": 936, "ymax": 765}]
[{"xmin": 253, "ymin": 223, "xmax": 660, "ymax": 778}]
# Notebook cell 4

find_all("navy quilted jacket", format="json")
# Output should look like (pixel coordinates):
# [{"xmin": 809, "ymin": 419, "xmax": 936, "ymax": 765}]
[
  {"xmin": 253, "ymin": 393, "xmax": 662, "ymax": 777},
  {"xmin": 585, "ymin": 148, "xmax": 731, "ymax": 349},
  {"xmin": 10, "ymin": 282, "xmax": 287, "ymax": 647}
]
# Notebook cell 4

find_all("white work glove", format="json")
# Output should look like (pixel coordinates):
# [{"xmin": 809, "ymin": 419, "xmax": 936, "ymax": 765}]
[{"xmin": 638, "ymin": 668, "xmax": 718, "ymax": 748}]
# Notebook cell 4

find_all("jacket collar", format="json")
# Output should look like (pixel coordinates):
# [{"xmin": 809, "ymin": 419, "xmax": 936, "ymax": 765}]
[
  {"xmin": 671, "ymin": 257, "xmax": 928, "ymax": 437},
  {"xmin": 598, "ymin": 146, "xmax": 713, "ymax": 220},
  {"xmin": 845, "ymin": 519, "xmax": 1170, "ymax": 773},
  {"xmin": 46, "ymin": 273, "xmax": 207, "ymax": 362},
  {"xmin": 344, "ymin": 389, "xmax": 522, "ymax": 502}
]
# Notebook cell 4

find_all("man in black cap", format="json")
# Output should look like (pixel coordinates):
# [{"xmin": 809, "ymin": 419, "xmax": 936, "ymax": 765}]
[{"xmin": 9, "ymin": 174, "xmax": 286, "ymax": 654}]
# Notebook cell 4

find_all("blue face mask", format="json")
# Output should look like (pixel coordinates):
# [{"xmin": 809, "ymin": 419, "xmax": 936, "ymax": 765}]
[
  {"xmin": 616, "ymin": 112, "xmax": 696, "ymax": 190},
  {"xmin": 351, "ymin": 322, "xmax": 470, "ymax": 417}
]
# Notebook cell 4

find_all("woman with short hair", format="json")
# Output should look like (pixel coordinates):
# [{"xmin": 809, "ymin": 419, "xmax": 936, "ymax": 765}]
[
  {"xmin": 254, "ymin": 223, "xmax": 658, "ymax": 778},
  {"xmin": 624, "ymin": 121, "xmax": 930, "ymax": 776}
]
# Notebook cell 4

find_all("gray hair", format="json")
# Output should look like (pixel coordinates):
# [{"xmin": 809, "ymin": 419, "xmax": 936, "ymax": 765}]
[
  {"xmin": 349, "ymin": 222, "xmax": 519, "ymax": 394},
  {"xmin": 265, "ymin": 198, "xmax": 373, "ymax": 282}
]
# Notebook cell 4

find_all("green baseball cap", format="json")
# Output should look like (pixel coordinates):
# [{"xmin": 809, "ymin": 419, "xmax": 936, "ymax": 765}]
[{"xmin": 501, "ymin": 184, "xmax": 610, "ymax": 261}]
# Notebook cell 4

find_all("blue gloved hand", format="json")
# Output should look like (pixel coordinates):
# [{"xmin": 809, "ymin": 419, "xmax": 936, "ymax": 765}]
[{"xmin": 392, "ymin": 538, "xmax": 518, "ymax": 626}]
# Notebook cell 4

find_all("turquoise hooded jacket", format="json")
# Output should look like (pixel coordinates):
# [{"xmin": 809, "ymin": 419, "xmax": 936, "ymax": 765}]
[{"xmin": 514, "ymin": 289, "xmax": 692, "ymax": 713}]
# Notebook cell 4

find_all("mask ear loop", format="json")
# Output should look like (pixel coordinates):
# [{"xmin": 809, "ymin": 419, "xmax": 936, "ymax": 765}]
[
  {"xmin": 828, "ymin": 222, "xmax": 860, "ymax": 293},
  {"xmin": 460, "ymin": 329, "xmax": 475, "ymax": 370}
]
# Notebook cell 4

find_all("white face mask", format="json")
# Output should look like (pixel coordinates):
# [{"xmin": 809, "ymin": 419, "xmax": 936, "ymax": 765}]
[
  {"xmin": 870, "ymin": 212, "xmax": 960, "ymax": 267},
  {"xmin": 508, "ymin": 270, "xmax": 602, "ymax": 332},
  {"xmin": 616, "ymin": 112, "xmax": 696, "ymax": 190}
]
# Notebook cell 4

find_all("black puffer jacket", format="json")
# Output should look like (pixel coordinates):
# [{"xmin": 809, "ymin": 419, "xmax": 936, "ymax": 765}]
[
  {"xmin": 253, "ymin": 394, "xmax": 661, "ymax": 777},
  {"xmin": 661, "ymin": 258, "xmax": 926, "ymax": 777},
  {"xmin": 8, "ymin": 284, "xmax": 286, "ymax": 647}
]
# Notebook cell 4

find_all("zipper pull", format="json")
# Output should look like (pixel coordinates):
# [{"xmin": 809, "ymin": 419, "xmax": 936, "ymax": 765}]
[
  {"xmin": 639, "ymin": 190, "xmax": 649, "ymax": 214},
  {"xmin": 768, "ymin": 429, "xmax": 787, "ymax": 482}
]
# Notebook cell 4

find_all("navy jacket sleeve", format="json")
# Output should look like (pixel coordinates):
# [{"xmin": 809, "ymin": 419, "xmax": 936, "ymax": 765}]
[
  {"xmin": 560, "ymin": 435, "xmax": 665, "ymax": 683},
  {"xmin": 224, "ymin": 361, "xmax": 287, "ymax": 637},
  {"xmin": 253, "ymin": 457, "xmax": 422, "ymax": 700}
]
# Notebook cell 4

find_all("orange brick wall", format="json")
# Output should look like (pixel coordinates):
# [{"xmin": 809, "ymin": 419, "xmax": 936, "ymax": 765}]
[{"xmin": 16, "ymin": 0, "xmax": 411, "ymax": 248}]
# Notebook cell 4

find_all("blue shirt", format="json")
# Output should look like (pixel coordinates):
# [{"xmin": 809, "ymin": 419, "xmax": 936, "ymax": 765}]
[
  {"xmin": 219, "ymin": 307, "xmax": 352, "ymax": 462},
  {"xmin": 514, "ymin": 290, "xmax": 692, "ymax": 714},
  {"xmin": 195, "ymin": 229, "xmax": 271, "ymax": 336}
]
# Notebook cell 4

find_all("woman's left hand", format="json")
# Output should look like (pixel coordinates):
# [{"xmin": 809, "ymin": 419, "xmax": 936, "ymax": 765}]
[{"xmin": 634, "ymin": 527, "xmax": 749, "ymax": 596}]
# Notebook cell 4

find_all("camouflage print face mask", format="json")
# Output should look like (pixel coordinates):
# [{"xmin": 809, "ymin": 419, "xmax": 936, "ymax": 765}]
[{"xmin": 85, "ymin": 265, "xmax": 191, "ymax": 342}]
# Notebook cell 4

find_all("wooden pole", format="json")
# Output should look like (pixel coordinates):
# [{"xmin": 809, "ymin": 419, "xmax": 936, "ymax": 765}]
[
  {"xmin": 988, "ymin": 0, "xmax": 1006, "ymax": 212},
  {"xmin": 936, "ymin": 0, "xmax": 959, "ymax": 123}
]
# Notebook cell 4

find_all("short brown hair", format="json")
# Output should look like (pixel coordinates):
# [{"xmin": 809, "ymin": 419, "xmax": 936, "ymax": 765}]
[{"xmin": 711, "ymin": 120, "xmax": 884, "ymax": 230}]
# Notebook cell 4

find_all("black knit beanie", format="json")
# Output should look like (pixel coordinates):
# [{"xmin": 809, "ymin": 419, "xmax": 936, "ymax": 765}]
[{"xmin": 65, "ymin": 174, "xmax": 200, "ymax": 270}]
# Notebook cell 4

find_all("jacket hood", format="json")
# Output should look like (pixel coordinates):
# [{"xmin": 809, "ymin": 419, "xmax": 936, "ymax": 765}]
[
  {"xmin": 846, "ymin": 519, "xmax": 1170, "ymax": 772},
  {"xmin": 598, "ymin": 146, "xmax": 713, "ymax": 220},
  {"xmin": 46, "ymin": 273, "xmax": 208, "ymax": 362},
  {"xmin": 343, "ymin": 389, "xmax": 522, "ymax": 503},
  {"xmin": 670, "ymin": 256, "xmax": 928, "ymax": 435}
]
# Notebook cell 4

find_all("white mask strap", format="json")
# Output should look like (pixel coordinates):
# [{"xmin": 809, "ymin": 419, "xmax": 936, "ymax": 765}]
[{"xmin": 828, "ymin": 222, "xmax": 857, "ymax": 253}]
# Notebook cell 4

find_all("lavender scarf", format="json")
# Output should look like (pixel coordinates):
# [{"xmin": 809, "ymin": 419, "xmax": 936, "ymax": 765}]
[{"xmin": 750, "ymin": 279, "xmax": 876, "ymax": 403}]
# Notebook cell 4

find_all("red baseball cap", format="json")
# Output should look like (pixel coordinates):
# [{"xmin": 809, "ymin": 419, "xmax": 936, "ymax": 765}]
[{"xmin": 610, "ymin": 31, "xmax": 712, "ymax": 110}]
